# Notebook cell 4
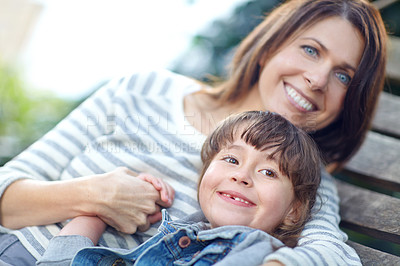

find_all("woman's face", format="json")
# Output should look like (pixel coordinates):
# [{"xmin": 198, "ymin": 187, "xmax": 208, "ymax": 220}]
[
  {"xmin": 198, "ymin": 138, "xmax": 296, "ymax": 233},
  {"xmin": 254, "ymin": 16, "xmax": 364, "ymax": 131}
]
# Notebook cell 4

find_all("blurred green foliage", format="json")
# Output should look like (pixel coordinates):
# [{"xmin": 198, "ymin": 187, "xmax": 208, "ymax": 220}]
[
  {"xmin": 173, "ymin": 0, "xmax": 283, "ymax": 81},
  {"xmin": 0, "ymin": 64, "xmax": 80, "ymax": 165},
  {"xmin": 380, "ymin": 1, "xmax": 400, "ymax": 36}
]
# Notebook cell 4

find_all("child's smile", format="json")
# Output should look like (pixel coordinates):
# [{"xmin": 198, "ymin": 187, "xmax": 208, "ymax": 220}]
[{"xmin": 217, "ymin": 191, "xmax": 255, "ymax": 207}]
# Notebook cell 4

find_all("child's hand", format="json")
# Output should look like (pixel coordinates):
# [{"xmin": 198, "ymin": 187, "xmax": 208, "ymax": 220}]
[{"xmin": 136, "ymin": 173, "xmax": 175, "ymax": 206}]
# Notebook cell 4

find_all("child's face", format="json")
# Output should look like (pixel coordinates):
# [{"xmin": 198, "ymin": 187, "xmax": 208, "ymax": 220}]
[{"xmin": 198, "ymin": 138, "xmax": 296, "ymax": 233}]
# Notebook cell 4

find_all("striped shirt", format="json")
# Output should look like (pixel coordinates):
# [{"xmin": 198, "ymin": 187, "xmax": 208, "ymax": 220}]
[{"xmin": 0, "ymin": 69, "xmax": 361, "ymax": 265}]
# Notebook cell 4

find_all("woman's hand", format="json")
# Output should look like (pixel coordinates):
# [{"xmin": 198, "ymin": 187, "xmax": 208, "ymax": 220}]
[
  {"xmin": 86, "ymin": 167, "xmax": 174, "ymax": 234},
  {"xmin": 136, "ymin": 172, "xmax": 175, "ymax": 206},
  {"xmin": 0, "ymin": 167, "xmax": 173, "ymax": 233},
  {"xmin": 135, "ymin": 172, "xmax": 175, "ymax": 231}
]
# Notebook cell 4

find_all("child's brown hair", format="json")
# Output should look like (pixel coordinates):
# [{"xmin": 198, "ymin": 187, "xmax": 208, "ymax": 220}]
[{"xmin": 199, "ymin": 111, "xmax": 321, "ymax": 247}]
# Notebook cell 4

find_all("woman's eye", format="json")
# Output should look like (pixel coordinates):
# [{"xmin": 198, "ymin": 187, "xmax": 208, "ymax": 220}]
[
  {"xmin": 223, "ymin": 157, "xmax": 238, "ymax": 165},
  {"xmin": 302, "ymin": 45, "xmax": 318, "ymax": 57},
  {"xmin": 259, "ymin": 169, "xmax": 276, "ymax": 178},
  {"xmin": 335, "ymin": 72, "xmax": 351, "ymax": 86}
]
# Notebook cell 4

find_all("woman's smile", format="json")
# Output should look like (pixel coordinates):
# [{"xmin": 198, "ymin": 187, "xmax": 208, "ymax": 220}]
[{"xmin": 284, "ymin": 83, "xmax": 316, "ymax": 112}]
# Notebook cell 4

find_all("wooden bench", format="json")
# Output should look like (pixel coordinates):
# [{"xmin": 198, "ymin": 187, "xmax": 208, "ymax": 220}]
[
  {"xmin": 332, "ymin": 15, "xmax": 400, "ymax": 260},
  {"xmin": 335, "ymin": 91, "xmax": 400, "ymax": 263}
]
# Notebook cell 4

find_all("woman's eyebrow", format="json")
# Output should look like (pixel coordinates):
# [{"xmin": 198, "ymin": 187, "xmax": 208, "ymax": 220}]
[
  {"xmin": 340, "ymin": 63, "xmax": 356, "ymax": 73},
  {"xmin": 301, "ymin": 37, "xmax": 357, "ymax": 72}
]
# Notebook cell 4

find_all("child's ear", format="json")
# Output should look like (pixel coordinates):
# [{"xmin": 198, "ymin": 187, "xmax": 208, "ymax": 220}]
[{"xmin": 283, "ymin": 200, "xmax": 304, "ymax": 226}]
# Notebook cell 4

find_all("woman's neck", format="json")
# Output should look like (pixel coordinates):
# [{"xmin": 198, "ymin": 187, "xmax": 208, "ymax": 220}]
[{"xmin": 184, "ymin": 88, "xmax": 262, "ymax": 135}]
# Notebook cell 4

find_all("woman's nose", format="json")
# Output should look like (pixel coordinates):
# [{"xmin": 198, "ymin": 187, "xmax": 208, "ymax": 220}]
[{"xmin": 304, "ymin": 66, "xmax": 330, "ymax": 92}]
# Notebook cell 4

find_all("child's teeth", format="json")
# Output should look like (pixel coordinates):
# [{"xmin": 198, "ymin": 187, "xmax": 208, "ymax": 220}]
[{"xmin": 222, "ymin": 193, "xmax": 249, "ymax": 204}]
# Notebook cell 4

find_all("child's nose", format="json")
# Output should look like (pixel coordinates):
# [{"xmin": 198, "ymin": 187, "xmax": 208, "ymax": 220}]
[{"xmin": 231, "ymin": 172, "xmax": 253, "ymax": 186}]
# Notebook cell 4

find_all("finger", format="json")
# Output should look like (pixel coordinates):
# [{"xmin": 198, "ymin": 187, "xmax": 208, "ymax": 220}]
[
  {"xmin": 159, "ymin": 183, "xmax": 174, "ymax": 206},
  {"xmin": 157, "ymin": 197, "xmax": 172, "ymax": 208},
  {"xmin": 166, "ymin": 183, "xmax": 175, "ymax": 202},
  {"xmin": 158, "ymin": 180, "xmax": 170, "ymax": 203},
  {"xmin": 137, "ymin": 173, "xmax": 162, "ymax": 190},
  {"xmin": 119, "ymin": 224, "xmax": 139, "ymax": 235},
  {"xmin": 99, "ymin": 216, "xmax": 133, "ymax": 234},
  {"xmin": 148, "ymin": 212, "xmax": 162, "ymax": 224},
  {"xmin": 137, "ymin": 219, "xmax": 151, "ymax": 232},
  {"xmin": 135, "ymin": 209, "xmax": 152, "ymax": 232}
]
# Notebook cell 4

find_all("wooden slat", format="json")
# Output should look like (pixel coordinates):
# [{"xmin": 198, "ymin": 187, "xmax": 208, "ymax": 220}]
[
  {"xmin": 337, "ymin": 180, "xmax": 400, "ymax": 244},
  {"xmin": 372, "ymin": 92, "xmax": 400, "ymax": 138},
  {"xmin": 343, "ymin": 131, "xmax": 400, "ymax": 191},
  {"xmin": 338, "ymin": 36, "xmax": 400, "ymax": 263},
  {"xmin": 387, "ymin": 36, "xmax": 400, "ymax": 83},
  {"xmin": 347, "ymin": 241, "xmax": 400, "ymax": 266},
  {"xmin": 373, "ymin": 92, "xmax": 400, "ymax": 137},
  {"xmin": 344, "ymin": 93, "xmax": 400, "ymax": 191}
]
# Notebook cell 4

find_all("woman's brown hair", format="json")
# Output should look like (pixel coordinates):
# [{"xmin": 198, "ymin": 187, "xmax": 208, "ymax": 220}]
[
  {"xmin": 204, "ymin": 0, "xmax": 387, "ymax": 169},
  {"xmin": 199, "ymin": 111, "xmax": 322, "ymax": 247}
]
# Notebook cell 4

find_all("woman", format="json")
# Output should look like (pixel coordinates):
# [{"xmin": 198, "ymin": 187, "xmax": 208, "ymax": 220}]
[{"xmin": 0, "ymin": 0, "xmax": 387, "ymax": 265}]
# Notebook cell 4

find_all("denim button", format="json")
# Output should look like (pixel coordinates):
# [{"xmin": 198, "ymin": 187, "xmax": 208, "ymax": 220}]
[
  {"xmin": 178, "ymin": 236, "xmax": 191, "ymax": 248},
  {"xmin": 111, "ymin": 258, "xmax": 125, "ymax": 266}
]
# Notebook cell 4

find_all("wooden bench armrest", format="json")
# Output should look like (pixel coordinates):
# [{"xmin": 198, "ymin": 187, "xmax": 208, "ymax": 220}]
[
  {"xmin": 347, "ymin": 241, "xmax": 400, "ymax": 265},
  {"xmin": 337, "ymin": 180, "xmax": 400, "ymax": 244}
]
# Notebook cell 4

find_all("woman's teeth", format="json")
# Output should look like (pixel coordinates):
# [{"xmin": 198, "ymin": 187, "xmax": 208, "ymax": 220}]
[
  {"xmin": 286, "ymin": 86, "xmax": 313, "ymax": 111},
  {"xmin": 221, "ymin": 193, "xmax": 250, "ymax": 204}
]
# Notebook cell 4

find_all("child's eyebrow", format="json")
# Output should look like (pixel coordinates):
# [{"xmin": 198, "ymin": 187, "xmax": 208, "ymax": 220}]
[
  {"xmin": 260, "ymin": 148, "xmax": 279, "ymax": 162},
  {"xmin": 265, "ymin": 155, "xmax": 278, "ymax": 164},
  {"xmin": 224, "ymin": 144, "xmax": 245, "ymax": 151}
]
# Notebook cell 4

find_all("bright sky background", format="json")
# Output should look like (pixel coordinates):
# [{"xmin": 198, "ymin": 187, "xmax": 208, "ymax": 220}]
[{"xmin": 21, "ymin": 0, "xmax": 248, "ymax": 99}]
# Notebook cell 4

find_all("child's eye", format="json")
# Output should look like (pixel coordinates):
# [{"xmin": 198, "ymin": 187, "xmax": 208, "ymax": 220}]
[
  {"xmin": 259, "ymin": 169, "xmax": 277, "ymax": 178},
  {"xmin": 223, "ymin": 156, "xmax": 238, "ymax": 165},
  {"xmin": 302, "ymin": 45, "xmax": 318, "ymax": 57},
  {"xmin": 335, "ymin": 72, "xmax": 351, "ymax": 86}
]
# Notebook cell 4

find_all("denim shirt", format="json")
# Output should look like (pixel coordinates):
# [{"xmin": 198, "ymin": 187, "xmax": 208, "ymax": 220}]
[{"xmin": 37, "ymin": 210, "xmax": 284, "ymax": 266}]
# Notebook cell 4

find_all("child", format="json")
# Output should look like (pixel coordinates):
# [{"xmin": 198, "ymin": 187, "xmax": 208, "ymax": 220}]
[{"xmin": 37, "ymin": 111, "xmax": 321, "ymax": 266}]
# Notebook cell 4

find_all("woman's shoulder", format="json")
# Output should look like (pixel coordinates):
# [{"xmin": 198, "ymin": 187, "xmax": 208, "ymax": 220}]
[
  {"xmin": 91, "ymin": 69, "xmax": 204, "ymax": 105},
  {"xmin": 112, "ymin": 68, "xmax": 203, "ymax": 97}
]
